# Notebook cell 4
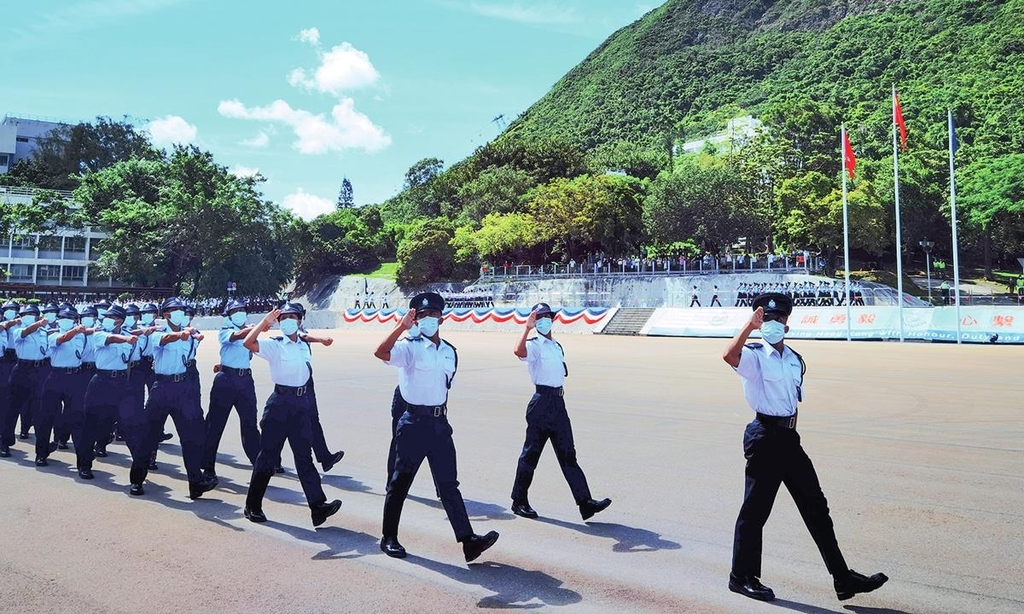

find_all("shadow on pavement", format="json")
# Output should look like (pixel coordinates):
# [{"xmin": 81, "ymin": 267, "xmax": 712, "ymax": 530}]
[
  {"xmin": 407, "ymin": 556, "xmax": 583, "ymax": 609},
  {"xmin": 263, "ymin": 521, "xmax": 381, "ymax": 560},
  {"xmin": 535, "ymin": 517, "xmax": 681, "ymax": 553},
  {"xmin": 407, "ymin": 493, "xmax": 517, "ymax": 521},
  {"xmin": 321, "ymin": 473, "xmax": 374, "ymax": 494},
  {"xmin": 844, "ymin": 605, "xmax": 916, "ymax": 614}
]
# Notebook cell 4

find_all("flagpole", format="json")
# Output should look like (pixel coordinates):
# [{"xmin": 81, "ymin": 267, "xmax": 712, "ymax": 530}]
[
  {"xmin": 892, "ymin": 84, "xmax": 906, "ymax": 342},
  {"xmin": 841, "ymin": 125, "xmax": 852, "ymax": 342},
  {"xmin": 948, "ymin": 109, "xmax": 963, "ymax": 344}
]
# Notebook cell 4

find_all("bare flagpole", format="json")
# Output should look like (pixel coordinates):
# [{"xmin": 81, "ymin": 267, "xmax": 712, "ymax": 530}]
[{"xmin": 948, "ymin": 109, "xmax": 963, "ymax": 344}]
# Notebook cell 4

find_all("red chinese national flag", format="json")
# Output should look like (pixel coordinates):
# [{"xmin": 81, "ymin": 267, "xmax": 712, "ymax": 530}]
[
  {"xmin": 894, "ymin": 91, "xmax": 908, "ymax": 151},
  {"xmin": 842, "ymin": 129, "xmax": 856, "ymax": 180}
]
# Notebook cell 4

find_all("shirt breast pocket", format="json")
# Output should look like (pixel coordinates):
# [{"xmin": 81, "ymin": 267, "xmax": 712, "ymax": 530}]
[{"xmin": 761, "ymin": 368, "xmax": 789, "ymax": 402}]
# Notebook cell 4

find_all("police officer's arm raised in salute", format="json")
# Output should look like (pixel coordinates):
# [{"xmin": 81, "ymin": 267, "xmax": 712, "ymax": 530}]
[
  {"xmin": 373, "ymin": 308, "xmax": 417, "ymax": 361},
  {"xmin": 54, "ymin": 321, "xmax": 89, "ymax": 346},
  {"xmin": 17, "ymin": 314, "xmax": 49, "ymax": 339},
  {"xmin": 721, "ymin": 294, "xmax": 888, "ymax": 604}
]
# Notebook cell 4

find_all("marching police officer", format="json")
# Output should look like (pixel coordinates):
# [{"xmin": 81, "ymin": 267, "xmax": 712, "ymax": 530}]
[
  {"xmin": 241, "ymin": 303, "xmax": 342, "ymax": 526},
  {"xmin": 135, "ymin": 298, "xmax": 217, "ymax": 498},
  {"xmin": 722, "ymin": 293, "xmax": 888, "ymax": 602},
  {"xmin": 202, "ymin": 298, "xmax": 260, "ymax": 479},
  {"xmin": 374, "ymin": 292, "xmax": 499, "ymax": 562},
  {"xmin": 36, "ymin": 306, "xmax": 88, "ymax": 466},
  {"xmin": 5, "ymin": 304, "xmax": 49, "ymax": 452},
  {"xmin": 77, "ymin": 305, "xmax": 137, "ymax": 480},
  {"xmin": 0, "ymin": 300, "xmax": 22, "ymax": 457},
  {"xmin": 295, "ymin": 314, "xmax": 345, "ymax": 474},
  {"xmin": 510, "ymin": 303, "xmax": 611, "ymax": 521}
]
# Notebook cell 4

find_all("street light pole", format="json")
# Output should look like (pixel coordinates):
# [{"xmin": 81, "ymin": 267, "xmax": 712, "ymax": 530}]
[{"xmin": 920, "ymin": 240, "xmax": 934, "ymax": 303}]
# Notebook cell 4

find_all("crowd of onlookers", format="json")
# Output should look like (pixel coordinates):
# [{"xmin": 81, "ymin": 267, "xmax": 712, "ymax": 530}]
[
  {"xmin": 0, "ymin": 293, "xmax": 284, "ymax": 316},
  {"xmin": 485, "ymin": 249, "xmax": 822, "ymax": 277}
]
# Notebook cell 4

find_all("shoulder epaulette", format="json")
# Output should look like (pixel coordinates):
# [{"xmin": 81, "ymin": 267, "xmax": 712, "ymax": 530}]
[
  {"xmin": 744, "ymin": 342, "xmax": 763, "ymax": 350},
  {"xmin": 526, "ymin": 336, "xmax": 538, "ymax": 342},
  {"xmin": 272, "ymin": 336, "xmax": 283, "ymax": 341}
]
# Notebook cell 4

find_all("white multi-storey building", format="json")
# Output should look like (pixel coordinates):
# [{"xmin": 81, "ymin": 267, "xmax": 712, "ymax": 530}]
[
  {"xmin": 0, "ymin": 114, "xmax": 65, "ymax": 174},
  {"xmin": 0, "ymin": 185, "xmax": 127, "ymax": 297}
]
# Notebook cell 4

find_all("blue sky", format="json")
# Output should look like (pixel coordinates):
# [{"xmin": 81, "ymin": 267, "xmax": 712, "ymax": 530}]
[{"xmin": 2, "ymin": 0, "xmax": 655, "ymax": 219}]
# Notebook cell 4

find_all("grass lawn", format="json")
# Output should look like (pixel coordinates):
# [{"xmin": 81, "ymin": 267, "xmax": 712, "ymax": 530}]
[{"xmin": 365, "ymin": 261, "xmax": 398, "ymax": 280}]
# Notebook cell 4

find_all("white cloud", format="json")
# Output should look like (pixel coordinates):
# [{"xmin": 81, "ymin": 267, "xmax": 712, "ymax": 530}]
[
  {"xmin": 282, "ymin": 188, "xmax": 334, "ymax": 220},
  {"xmin": 240, "ymin": 131, "xmax": 270, "ymax": 148},
  {"xmin": 288, "ymin": 41, "xmax": 380, "ymax": 94},
  {"xmin": 297, "ymin": 27, "xmax": 320, "ymax": 46},
  {"xmin": 468, "ymin": 2, "xmax": 579, "ymax": 24},
  {"xmin": 147, "ymin": 115, "xmax": 197, "ymax": 148},
  {"xmin": 230, "ymin": 165, "xmax": 260, "ymax": 178},
  {"xmin": 218, "ymin": 98, "xmax": 391, "ymax": 154}
]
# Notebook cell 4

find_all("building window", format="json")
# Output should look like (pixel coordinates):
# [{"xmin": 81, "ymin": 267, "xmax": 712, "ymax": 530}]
[
  {"xmin": 89, "ymin": 239, "xmax": 106, "ymax": 259},
  {"xmin": 37, "ymin": 264, "xmax": 61, "ymax": 279},
  {"xmin": 11, "ymin": 235, "xmax": 35, "ymax": 250},
  {"xmin": 0, "ymin": 154, "xmax": 9, "ymax": 166},
  {"xmin": 38, "ymin": 235, "xmax": 62, "ymax": 252},
  {"xmin": 64, "ymin": 236, "xmax": 87, "ymax": 252},
  {"xmin": 9, "ymin": 264, "xmax": 33, "ymax": 280},
  {"xmin": 16, "ymin": 137, "xmax": 29, "ymax": 143},
  {"xmin": 63, "ymin": 265, "xmax": 85, "ymax": 281}
]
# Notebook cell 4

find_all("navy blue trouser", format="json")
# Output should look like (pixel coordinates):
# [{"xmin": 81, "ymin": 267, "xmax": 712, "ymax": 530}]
[
  {"xmin": 0, "ymin": 354, "xmax": 15, "ymax": 447},
  {"xmin": 275, "ymin": 376, "xmax": 332, "ymax": 466},
  {"xmin": 511, "ymin": 390, "xmax": 593, "ymax": 505},
  {"xmin": 5, "ymin": 362, "xmax": 47, "ymax": 445},
  {"xmin": 36, "ymin": 368, "xmax": 89, "ymax": 459},
  {"xmin": 732, "ymin": 419, "xmax": 848, "ymax": 578},
  {"xmin": 202, "ymin": 369, "xmax": 260, "ymax": 472},
  {"xmin": 78, "ymin": 372, "xmax": 132, "ymax": 470},
  {"xmin": 386, "ymin": 386, "xmax": 406, "ymax": 480},
  {"xmin": 139, "ymin": 376, "xmax": 206, "ymax": 485},
  {"xmin": 246, "ymin": 389, "xmax": 326, "ymax": 509},
  {"xmin": 382, "ymin": 406, "xmax": 472, "ymax": 541}
]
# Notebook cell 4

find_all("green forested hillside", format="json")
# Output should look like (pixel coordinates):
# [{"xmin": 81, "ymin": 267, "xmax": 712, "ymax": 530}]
[{"xmin": 276, "ymin": 0, "xmax": 1024, "ymax": 285}]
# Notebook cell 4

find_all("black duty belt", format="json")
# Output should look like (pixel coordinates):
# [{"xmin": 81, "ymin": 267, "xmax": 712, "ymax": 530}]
[
  {"xmin": 535, "ymin": 385, "xmax": 564, "ymax": 396},
  {"xmin": 81, "ymin": 362, "xmax": 96, "ymax": 370},
  {"xmin": 756, "ymin": 413, "xmax": 797, "ymax": 429},
  {"xmin": 154, "ymin": 373, "xmax": 188, "ymax": 383},
  {"xmin": 96, "ymin": 369, "xmax": 128, "ymax": 378},
  {"xmin": 275, "ymin": 383, "xmax": 309, "ymax": 397},
  {"xmin": 17, "ymin": 358, "xmax": 48, "ymax": 367},
  {"xmin": 223, "ymin": 367, "xmax": 252, "ymax": 376},
  {"xmin": 185, "ymin": 359, "xmax": 197, "ymax": 369},
  {"xmin": 128, "ymin": 361, "xmax": 141, "ymax": 368},
  {"xmin": 56, "ymin": 366, "xmax": 82, "ymax": 374},
  {"xmin": 406, "ymin": 403, "xmax": 447, "ymax": 417},
  {"xmin": 143, "ymin": 356, "xmax": 154, "ymax": 363},
  {"xmin": 3, "ymin": 349, "xmax": 16, "ymax": 362}
]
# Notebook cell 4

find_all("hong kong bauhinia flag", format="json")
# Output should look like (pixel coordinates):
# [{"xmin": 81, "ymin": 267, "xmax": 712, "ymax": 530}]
[
  {"xmin": 894, "ymin": 90, "xmax": 908, "ymax": 151},
  {"xmin": 842, "ymin": 128, "xmax": 856, "ymax": 180}
]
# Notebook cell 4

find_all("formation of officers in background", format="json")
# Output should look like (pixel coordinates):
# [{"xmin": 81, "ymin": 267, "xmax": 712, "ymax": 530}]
[
  {"xmin": 734, "ymin": 280, "xmax": 865, "ymax": 307},
  {"xmin": 0, "ymin": 292, "xmax": 609, "ymax": 565}
]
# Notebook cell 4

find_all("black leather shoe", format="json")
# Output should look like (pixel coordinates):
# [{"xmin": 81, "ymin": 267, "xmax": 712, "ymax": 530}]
[
  {"xmin": 160, "ymin": 432, "xmax": 173, "ymax": 442},
  {"xmin": 275, "ymin": 465, "xmax": 285, "ymax": 474},
  {"xmin": 94, "ymin": 446, "xmax": 108, "ymax": 458},
  {"xmin": 244, "ymin": 507, "xmax": 267, "ymax": 523},
  {"xmin": 35, "ymin": 457, "xmax": 48, "ymax": 467},
  {"xmin": 380, "ymin": 536, "xmax": 407, "ymax": 558},
  {"xmin": 835, "ymin": 569, "xmax": 888, "ymax": 601},
  {"xmin": 129, "ymin": 483, "xmax": 145, "ymax": 496},
  {"xmin": 512, "ymin": 501, "xmax": 538, "ymax": 519},
  {"xmin": 0, "ymin": 445, "xmax": 11, "ymax": 458},
  {"xmin": 57, "ymin": 441, "xmax": 69, "ymax": 450},
  {"xmin": 463, "ymin": 530, "xmax": 499, "ymax": 562},
  {"xmin": 580, "ymin": 497, "xmax": 612, "ymax": 520},
  {"xmin": 48, "ymin": 441, "xmax": 60, "ymax": 453},
  {"xmin": 202, "ymin": 469, "xmax": 218, "ymax": 482},
  {"xmin": 188, "ymin": 477, "xmax": 218, "ymax": 500},
  {"xmin": 19, "ymin": 432, "xmax": 29, "ymax": 440},
  {"xmin": 321, "ymin": 450, "xmax": 345, "ymax": 473},
  {"xmin": 147, "ymin": 460, "xmax": 159, "ymax": 471},
  {"xmin": 311, "ymin": 499, "xmax": 342, "ymax": 527},
  {"xmin": 78, "ymin": 467, "xmax": 94, "ymax": 480},
  {"xmin": 729, "ymin": 573, "xmax": 775, "ymax": 602}
]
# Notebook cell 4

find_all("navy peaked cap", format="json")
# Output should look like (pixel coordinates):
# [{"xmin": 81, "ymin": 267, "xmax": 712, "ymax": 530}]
[
  {"xmin": 410, "ymin": 292, "xmax": 444, "ymax": 312},
  {"xmin": 751, "ymin": 293, "xmax": 793, "ymax": 317}
]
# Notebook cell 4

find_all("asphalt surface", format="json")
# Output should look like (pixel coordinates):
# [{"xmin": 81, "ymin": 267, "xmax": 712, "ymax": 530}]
[{"xmin": 2, "ymin": 331, "xmax": 1022, "ymax": 614}]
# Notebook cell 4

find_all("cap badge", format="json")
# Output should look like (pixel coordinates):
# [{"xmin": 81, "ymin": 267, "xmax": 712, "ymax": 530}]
[
  {"xmin": 421, "ymin": 298, "xmax": 429, "ymax": 307},
  {"xmin": 768, "ymin": 300, "xmax": 776, "ymax": 309}
]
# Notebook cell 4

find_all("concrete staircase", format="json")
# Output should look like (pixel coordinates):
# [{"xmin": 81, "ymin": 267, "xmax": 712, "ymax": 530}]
[{"xmin": 600, "ymin": 308, "xmax": 656, "ymax": 336}]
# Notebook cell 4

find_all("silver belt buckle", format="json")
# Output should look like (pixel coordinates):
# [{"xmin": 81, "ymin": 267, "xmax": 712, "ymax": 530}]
[
  {"xmin": 557, "ymin": 387, "xmax": 564, "ymax": 397},
  {"xmin": 783, "ymin": 415, "xmax": 797, "ymax": 429},
  {"xmin": 296, "ymin": 386, "xmax": 307, "ymax": 397},
  {"xmin": 433, "ymin": 406, "xmax": 442, "ymax": 417}
]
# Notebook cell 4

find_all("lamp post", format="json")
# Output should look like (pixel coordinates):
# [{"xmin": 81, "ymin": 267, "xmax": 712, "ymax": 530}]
[{"xmin": 919, "ymin": 240, "xmax": 934, "ymax": 303}]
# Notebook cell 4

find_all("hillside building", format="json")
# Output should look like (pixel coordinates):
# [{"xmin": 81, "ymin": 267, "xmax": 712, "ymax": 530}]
[
  {"xmin": 678, "ymin": 115, "xmax": 762, "ymax": 156},
  {"xmin": 0, "ymin": 114, "xmax": 64, "ymax": 174}
]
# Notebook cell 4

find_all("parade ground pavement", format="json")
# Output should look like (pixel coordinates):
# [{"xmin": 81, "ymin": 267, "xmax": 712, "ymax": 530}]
[{"xmin": 2, "ymin": 331, "xmax": 1022, "ymax": 614}]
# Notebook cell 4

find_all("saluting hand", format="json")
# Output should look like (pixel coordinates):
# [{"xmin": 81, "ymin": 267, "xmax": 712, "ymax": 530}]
[
  {"xmin": 400, "ymin": 308, "xmax": 416, "ymax": 330},
  {"xmin": 749, "ymin": 306, "xmax": 765, "ymax": 329},
  {"xmin": 525, "ymin": 310, "xmax": 537, "ymax": 330}
]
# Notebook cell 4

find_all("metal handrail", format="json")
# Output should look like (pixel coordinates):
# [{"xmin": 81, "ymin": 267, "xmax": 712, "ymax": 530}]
[{"xmin": 0, "ymin": 185, "xmax": 76, "ymax": 199}]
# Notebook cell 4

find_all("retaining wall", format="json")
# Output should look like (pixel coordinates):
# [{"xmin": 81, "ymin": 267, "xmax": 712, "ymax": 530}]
[{"xmin": 339, "ymin": 307, "xmax": 612, "ymax": 334}]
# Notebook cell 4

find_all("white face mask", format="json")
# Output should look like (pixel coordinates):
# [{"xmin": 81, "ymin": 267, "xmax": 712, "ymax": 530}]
[{"xmin": 761, "ymin": 320, "xmax": 786, "ymax": 345}]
